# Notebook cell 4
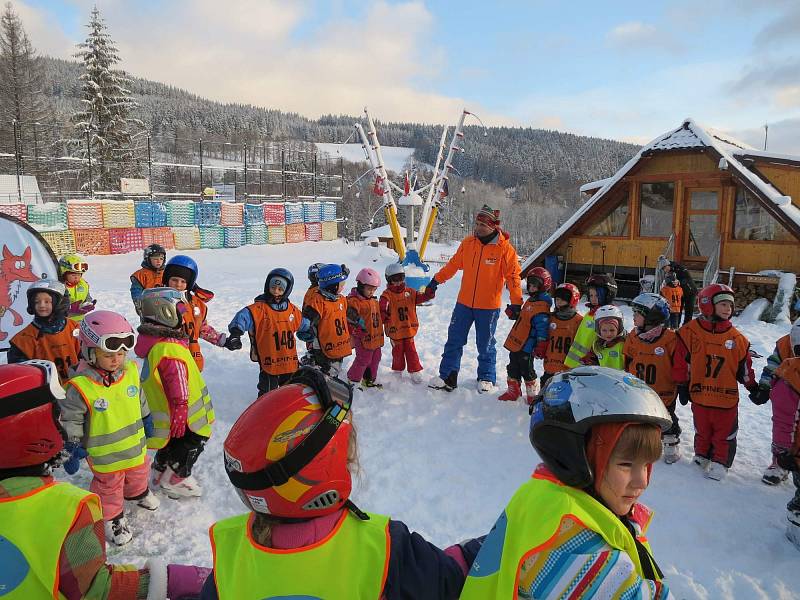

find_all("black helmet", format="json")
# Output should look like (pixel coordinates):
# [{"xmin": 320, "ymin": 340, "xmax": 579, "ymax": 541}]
[
  {"xmin": 264, "ymin": 268, "xmax": 294, "ymax": 300},
  {"xmin": 307, "ymin": 263, "xmax": 326, "ymax": 286},
  {"xmin": 144, "ymin": 244, "xmax": 166, "ymax": 268},
  {"xmin": 585, "ymin": 273, "xmax": 618, "ymax": 304},
  {"xmin": 530, "ymin": 366, "xmax": 671, "ymax": 489}
]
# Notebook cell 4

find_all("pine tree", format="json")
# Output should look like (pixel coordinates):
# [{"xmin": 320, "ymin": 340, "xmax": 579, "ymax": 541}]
[
  {"xmin": 0, "ymin": 2, "xmax": 50, "ymax": 167},
  {"xmin": 71, "ymin": 6, "xmax": 142, "ymax": 192}
]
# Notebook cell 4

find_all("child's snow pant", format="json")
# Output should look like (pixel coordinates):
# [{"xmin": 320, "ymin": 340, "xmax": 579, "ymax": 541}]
[
  {"xmin": 506, "ymin": 350, "xmax": 535, "ymax": 381},
  {"xmin": 154, "ymin": 430, "xmax": 208, "ymax": 478},
  {"xmin": 90, "ymin": 455, "xmax": 152, "ymax": 520},
  {"xmin": 692, "ymin": 403, "xmax": 738, "ymax": 467},
  {"xmin": 258, "ymin": 371, "xmax": 293, "ymax": 395},
  {"xmin": 771, "ymin": 379, "xmax": 800, "ymax": 457},
  {"xmin": 390, "ymin": 337, "xmax": 422, "ymax": 373},
  {"xmin": 439, "ymin": 302, "xmax": 500, "ymax": 384},
  {"xmin": 348, "ymin": 336, "xmax": 382, "ymax": 381}
]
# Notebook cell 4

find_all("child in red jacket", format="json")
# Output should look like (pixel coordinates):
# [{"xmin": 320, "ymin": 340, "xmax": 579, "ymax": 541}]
[
  {"xmin": 379, "ymin": 263, "xmax": 434, "ymax": 383},
  {"xmin": 672, "ymin": 284, "xmax": 757, "ymax": 481},
  {"xmin": 772, "ymin": 356, "xmax": 800, "ymax": 550},
  {"xmin": 346, "ymin": 268, "xmax": 385, "ymax": 388}
]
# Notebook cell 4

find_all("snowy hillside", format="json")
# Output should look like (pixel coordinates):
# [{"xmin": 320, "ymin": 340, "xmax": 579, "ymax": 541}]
[
  {"xmin": 54, "ymin": 241, "xmax": 799, "ymax": 598},
  {"xmin": 314, "ymin": 142, "xmax": 415, "ymax": 173}
]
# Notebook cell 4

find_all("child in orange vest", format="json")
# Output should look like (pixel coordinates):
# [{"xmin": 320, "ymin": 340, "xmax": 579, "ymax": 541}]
[
  {"xmin": 672, "ymin": 283, "xmax": 757, "ymax": 481},
  {"xmin": 346, "ymin": 268, "xmax": 385, "ymax": 388},
  {"xmin": 498, "ymin": 267, "xmax": 552, "ymax": 403},
  {"xmin": 660, "ymin": 273, "xmax": 683, "ymax": 329},
  {"xmin": 540, "ymin": 283, "xmax": 583, "ymax": 392},
  {"xmin": 379, "ymin": 263, "xmax": 435, "ymax": 384},
  {"xmin": 8, "ymin": 279, "xmax": 79, "ymax": 382},
  {"xmin": 771, "ymin": 356, "xmax": 800, "ymax": 549},
  {"xmin": 162, "ymin": 255, "xmax": 234, "ymax": 371},
  {"xmin": 624, "ymin": 293, "xmax": 681, "ymax": 463},
  {"xmin": 227, "ymin": 268, "xmax": 311, "ymax": 395},
  {"xmin": 302, "ymin": 264, "xmax": 352, "ymax": 376},
  {"xmin": 130, "ymin": 244, "xmax": 166, "ymax": 312}
]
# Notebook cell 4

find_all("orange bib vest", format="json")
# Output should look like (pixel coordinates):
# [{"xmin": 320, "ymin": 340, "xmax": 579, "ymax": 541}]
[
  {"xmin": 660, "ymin": 285, "xmax": 683, "ymax": 313},
  {"xmin": 504, "ymin": 298, "xmax": 550, "ymax": 352},
  {"xmin": 777, "ymin": 335, "xmax": 796, "ymax": 363},
  {"xmin": 347, "ymin": 295, "xmax": 384, "ymax": 350},
  {"xmin": 10, "ymin": 320, "xmax": 80, "ymax": 382},
  {"xmin": 307, "ymin": 290, "xmax": 352, "ymax": 360},
  {"xmin": 131, "ymin": 267, "xmax": 164, "ymax": 290},
  {"xmin": 543, "ymin": 312, "xmax": 583, "ymax": 375},
  {"xmin": 678, "ymin": 320, "xmax": 750, "ymax": 408},
  {"xmin": 624, "ymin": 329, "xmax": 679, "ymax": 405},
  {"xmin": 380, "ymin": 287, "xmax": 420, "ymax": 340},
  {"xmin": 776, "ymin": 357, "xmax": 800, "ymax": 395},
  {"xmin": 248, "ymin": 302, "xmax": 302, "ymax": 375},
  {"xmin": 182, "ymin": 295, "xmax": 208, "ymax": 371}
]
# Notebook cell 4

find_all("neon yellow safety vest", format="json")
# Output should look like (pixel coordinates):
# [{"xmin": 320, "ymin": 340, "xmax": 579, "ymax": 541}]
[
  {"xmin": 460, "ymin": 473, "xmax": 661, "ymax": 599},
  {"xmin": 141, "ymin": 341, "xmax": 214, "ymax": 449},
  {"xmin": 66, "ymin": 361, "xmax": 147, "ymax": 474},
  {"xmin": 65, "ymin": 280, "xmax": 90, "ymax": 322},
  {"xmin": 210, "ymin": 510, "xmax": 391, "ymax": 599},
  {"xmin": 0, "ymin": 480, "xmax": 99, "ymax": 599},
  {"xmin": 564, "ymin": 312, "xmax": 596, "ymax": 368},
  {"xmin": 592, "ymin": 338, "xmax": 626, "ymax": 370}
]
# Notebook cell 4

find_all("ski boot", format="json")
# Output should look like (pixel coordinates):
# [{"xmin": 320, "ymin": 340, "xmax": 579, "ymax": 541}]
[
  {"xmin": 360, "ymin": 377, "xmax": 383, "ymax": 390},
  {"xmin": 105, "ymin": 514, "xmax": 133, "ymax": 546},
  {"xmin": 410, "ymin": 371, "xmax": 424, "ymax": 384},
  {"xmin": 160, "ymin": 466, "xmax": 202, "ymax": 499},
  {"xmin": 762, "ymin": 460, "xmax": 789, "ymax": 486},
  {"xmin": 705, "ymin": 461, "xmax": 728, "ymax": 481},
  {"xmin": 524, "ymin": 379, "xmax": 540, "ymax": 405},
  {"xmin": 129, "ymin": 488, "xmax": 160, "ymax": 511},
  {"xmin": 786, "ymin": 509, "xmax": 800, "ymax": 550},
  {"xmin": 693, "ymin": 455, "xmax": 710, "ymax": 470},
  {"xmin": 662, "ymin": 435, "xmax": 681, "ymax": 464},
  {"xmin": 429, "ymin": 372, "xmax": 458, "ymax": 392},
  {"xmin": 477, "ymin": 380, "xmax": 495, "ymax": 394},
  {"xmin": 498, "ymin": 378, "xmax": 522, "ymax": 401}
]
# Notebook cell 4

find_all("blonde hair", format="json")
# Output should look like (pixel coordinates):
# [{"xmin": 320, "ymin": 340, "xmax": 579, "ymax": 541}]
[
  {"xmin": 252, "ymin": 416, "xmax": 360, "ymax": 547},
  {"xmin": 612, "ymin": 423, "xmax": 662, "ymax": 463}
]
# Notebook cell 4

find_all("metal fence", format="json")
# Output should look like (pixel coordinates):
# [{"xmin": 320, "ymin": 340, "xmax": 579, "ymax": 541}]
[{"xmin": 0, "ymin": 120, "xmax": 344, "ymax": 203}]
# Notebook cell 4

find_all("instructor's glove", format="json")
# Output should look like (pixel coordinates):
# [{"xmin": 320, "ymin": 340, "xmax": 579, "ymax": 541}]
[
  {"xmin": 677, "ymin": 384, "xmax": 691, "ymax": 406},
  {"xmin": 224, "ymin": 335, "xmax": 242, "ymax": 351},
  {"xmin": 142, "ymin": 414, "xmax": 154, "ymax": 438},
  {"xmin": 62, "ymin": 442, "xmax": 87, "ymax": 475},
  {"xmin": 425, "ymin": 278, "xmax": 439, "ymax": 293},
  {"xmin": 749, "ymin": 384, "xmax": 771, "ymax": 406},
  {"xmin": 505, "ymin": 304, "xmax": 521, "ymax": 320},
  {"xmin": 533, "ymin": 341, "xmax": 548, "ymax": 359},
  {"xmin": 170, "ymin": 400, "xmax": 188, "ymax": 439}
]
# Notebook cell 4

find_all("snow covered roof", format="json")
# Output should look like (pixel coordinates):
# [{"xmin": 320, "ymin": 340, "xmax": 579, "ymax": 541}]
[
  {"xmin": 360, "ymin": 224, "xmax": 416, "ymax": 238},
  {"xmin": 579, "ymin": 177, "xmax": 613, "ymax": 193},
  {"xmin": 521, "ymin": 118, "xmax": 800, "ymax": 274}
]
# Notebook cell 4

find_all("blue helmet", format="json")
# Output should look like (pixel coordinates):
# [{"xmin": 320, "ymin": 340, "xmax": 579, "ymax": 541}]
[
  {"xmin": 317, "ymin": 263, "xmax": 347, "ymax": 288},
  {"xmin": 265, "ymin": 267, "xmax": 294, "ymax": 299},
  {"xmin": 163, "ymin": 255, "xmax": 199, "ymax": 290}
]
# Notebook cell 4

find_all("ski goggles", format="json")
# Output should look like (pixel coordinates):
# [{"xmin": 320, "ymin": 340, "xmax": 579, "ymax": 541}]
[
  {"xmin": 96, "ymin": 333, "xmax": 136, "ymax": 353},
  {"xmin": 142, "ymin": 287, "xmax": 189, "ymax": 316},
  {"xmin": 61, "ymin": 260, "xmax": 88, "ymax": 273}
]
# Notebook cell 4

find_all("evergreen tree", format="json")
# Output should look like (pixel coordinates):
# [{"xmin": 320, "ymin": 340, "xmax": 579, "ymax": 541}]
[
  {"xmin": 71, "ymin": 6, "xmax": 142, "ymax": 192},
  {"xmin": 0, "ymin": 2, "xmax": 50, "ymax": 166}
]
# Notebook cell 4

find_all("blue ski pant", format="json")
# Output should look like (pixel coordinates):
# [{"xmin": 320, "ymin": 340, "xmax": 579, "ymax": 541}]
[{"xmin": 439, "ymin": 302, "xmax": 501, "ymax": 384}]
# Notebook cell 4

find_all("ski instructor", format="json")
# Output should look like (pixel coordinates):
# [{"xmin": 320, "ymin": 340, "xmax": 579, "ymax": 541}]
[{"xmin": 426, "ymin": 205, "xmax": 523, "ymax": 393}]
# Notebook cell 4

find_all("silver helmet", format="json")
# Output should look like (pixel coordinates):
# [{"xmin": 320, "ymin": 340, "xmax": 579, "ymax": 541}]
[
  {"xmin": 26, "ymin": 279, "xmax": 68, "ymax": 316},
  {"xmin": 140, "ymin": 287, "xmax": 186, "ymax": 329}
]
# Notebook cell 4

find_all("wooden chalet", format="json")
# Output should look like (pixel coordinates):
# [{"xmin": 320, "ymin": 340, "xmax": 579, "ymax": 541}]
[{"xmin": 521, "ymin": 119, "xmax": 800, "ymax": 297}]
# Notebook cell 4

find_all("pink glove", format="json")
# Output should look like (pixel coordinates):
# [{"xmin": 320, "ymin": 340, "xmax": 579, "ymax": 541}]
[
  {"xmin": 70, "ymin": 300, "xmax": 96, "ymax": 315},
  {"xmin": 533, "ymin": 341, "xmax": 548, "ymax": 359},
  {"xmin": 170, "ymin": 401, "xmax": 188, "ymax": 438},
  {"xmin": 167, "ymin": 564, "xmax": 213, "ymax": 600}
]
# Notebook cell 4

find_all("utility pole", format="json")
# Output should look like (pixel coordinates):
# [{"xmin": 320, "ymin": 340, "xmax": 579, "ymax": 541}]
[
  {"xmin": 764, "ymin": 123, "xmax": 769, "ymax": 151},
  {"xmin": 86, "ymin": 127, "xmax": 94, "ymax": 198}
]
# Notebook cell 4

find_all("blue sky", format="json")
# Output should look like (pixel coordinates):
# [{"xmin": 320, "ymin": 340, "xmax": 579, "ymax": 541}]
[{"xmin": 14, "ymin": 0, "xmax": 800, "ymax": 152}]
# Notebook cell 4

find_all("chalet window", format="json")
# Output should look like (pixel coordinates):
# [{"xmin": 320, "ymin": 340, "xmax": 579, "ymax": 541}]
[
  {"xmin": 583, "ymin": 190, "xmax": 629, "ymax": 237},
  {"xmin": 732, "ymin": 186, "xmax": 793, "ymax": 241},
  {"xmin": 639, "ymin": 182, "xmax": 674, "ymax": 237}
]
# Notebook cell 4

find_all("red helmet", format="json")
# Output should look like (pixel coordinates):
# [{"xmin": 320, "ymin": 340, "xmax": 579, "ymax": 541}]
[
  {"xmin": 0, "ymin": 361, "xmax": 66, "ymax": 469},
  {"xmin": 553, "ymin": 283, "xmax": 580, "ymax": 308},
  {"xmin": 697, "ymin": 283, "xmax": 735, "ymax": 318},
  {"xmin": 526, "ymin": 267, "xmax": 553, "ymax": 292},
  {"xmin": 223, "ymin": 367, "xmax": 353, "ymax": 519}
]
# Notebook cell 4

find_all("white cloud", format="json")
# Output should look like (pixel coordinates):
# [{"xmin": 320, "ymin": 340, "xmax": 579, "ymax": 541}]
[
  {"xmin": 606, "ymin": 21, "xmax": 683, "ymax": 53},
  {"xmin": 7, "ymin": 0, "xmax": 73, "ymax": 58}
]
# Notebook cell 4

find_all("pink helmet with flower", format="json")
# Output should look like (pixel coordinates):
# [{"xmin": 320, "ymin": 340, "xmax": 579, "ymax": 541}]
[{"xmin": 79, "ymin": 310, "xmax": 135, "ymax": 362}]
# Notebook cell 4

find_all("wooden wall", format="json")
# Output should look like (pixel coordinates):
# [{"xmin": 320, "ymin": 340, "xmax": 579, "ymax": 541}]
[{"xmin": 755, "ymin": 164, "xmax": 800, "ymax": 208}]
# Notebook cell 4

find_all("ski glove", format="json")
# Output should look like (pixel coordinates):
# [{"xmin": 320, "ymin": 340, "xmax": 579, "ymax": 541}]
[
  {"xmin": 70, "ymin": 300, "xmax": 96, "ymax": 316},
  {"xmin": 425, "ymin": 278, "xmax": 439, "ymax": 293},
  {"xmin": 677, "ymin": 384, "xmax": 691, "ymax": 406},
  {"xmin": 505, "ymin": 304, "xmax": 521, "ymax": 320},
  {"xmin": 224, "ymin": 335, "xmax": 242, "ymax": 351},
  {"xmin": 533, "ymin": 341, "xmax": 548, "ymax": 359},
  {"xmin": 749, "ymin": 384, "xmax": 771, "ymax": 406},
  {"xmin": 296, "ymin": 328, "xmax": 315, "ymax": 343},
  {"xmin": 170, "ymin": 401, "xmax": 188, "ymax": 439},
  {"xmin": 142, "ymin": 414, "xmax": 154, "ymax": 438},
  {"xmin": 62, "ymin": 442, "xmax": 88, "ymax": 475}
]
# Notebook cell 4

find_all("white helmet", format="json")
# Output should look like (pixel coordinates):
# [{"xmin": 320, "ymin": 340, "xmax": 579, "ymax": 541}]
[
  {"xmin": 791, "ymin": 317, "xmax": 800, "ymax": 349},
  {"xmin": 385, "ymin": 263, "xmax": 405, "ymax": 281},
  {"xmin": 594, "ymin": 305, "xmax": 624, "ymax": 335}
]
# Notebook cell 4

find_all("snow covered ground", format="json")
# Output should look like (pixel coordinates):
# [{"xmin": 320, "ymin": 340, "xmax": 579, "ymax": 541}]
[
  {"xmin": 56, "ymin": 240, "xmax": 800, "ymax": 598},
  {"xmin": 314, "ymin": 142, "xmax": 416, "ymax": 173}
]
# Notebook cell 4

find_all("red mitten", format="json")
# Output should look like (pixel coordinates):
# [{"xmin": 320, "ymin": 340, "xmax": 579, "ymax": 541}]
[
  {"xmin": 533, "ymin": 341, "xmax": 548, "ymax": 359},
  {"xmin": 170, "ymin": 401, "xmax": 188, "ymax": 438}
]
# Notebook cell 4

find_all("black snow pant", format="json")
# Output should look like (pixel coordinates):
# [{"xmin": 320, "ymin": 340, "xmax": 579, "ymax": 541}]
[
  {"xmin": 154, "ymin": 430, "xmax": 208, "ymax": 478},
  {"xmin": 664, "ymin": 401, "xmax": 681, "ymax": 438},
  {"xmin": 258, "ymin": 371, "xmax": 294, "ymax": 396},
  {"xmin": 506, "ymin": 351, "xmax": 536, "ymax": 381},
  {"xmin": 682, "ymin": 294, "xmax": 696, "ymax": 326}
]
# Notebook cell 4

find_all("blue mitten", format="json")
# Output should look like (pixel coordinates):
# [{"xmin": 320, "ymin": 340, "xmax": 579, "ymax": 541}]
[
  {"xmin": 142, "ymin": 414, "xmax": 155, "ymax": 438},
  {"xmin": 63, "ymin": 442, "xmax": 88, "ymax": 475}
]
